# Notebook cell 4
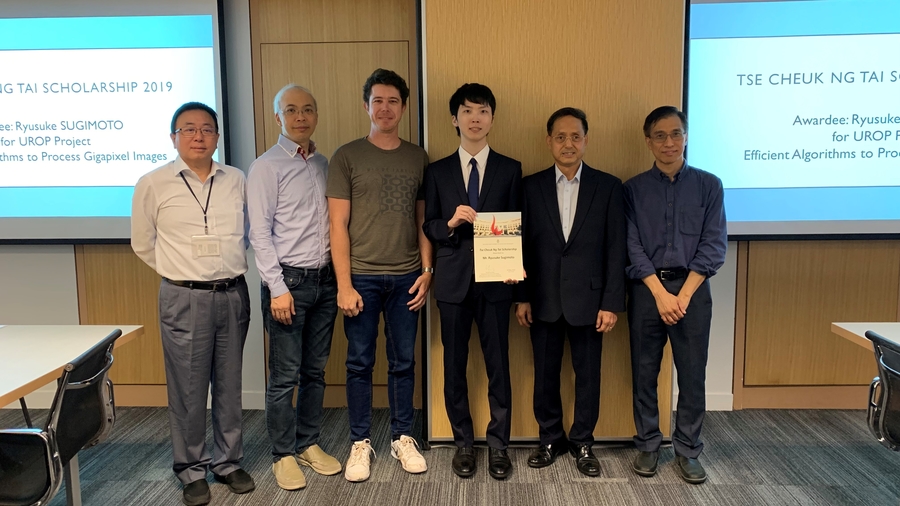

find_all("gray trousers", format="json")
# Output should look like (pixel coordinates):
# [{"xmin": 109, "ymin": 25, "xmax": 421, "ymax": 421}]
[{"xmin": 158, "ymin": 277, "xmax": 250, "ymax": 484}]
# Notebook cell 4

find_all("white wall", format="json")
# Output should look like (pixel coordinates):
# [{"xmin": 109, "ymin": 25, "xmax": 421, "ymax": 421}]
[
  {"xmin": 0, "ymin": 245, "xmax": 81, "ymax": 408},
  {"xmin": 223, "ymin": 0, "xmax": 265, "ymax": 410}
]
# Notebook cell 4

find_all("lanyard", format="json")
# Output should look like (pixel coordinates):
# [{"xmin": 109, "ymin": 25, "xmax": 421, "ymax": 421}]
[{"xmin": 179, "ymin": 172, "xmax": 215, "ymax": 234}]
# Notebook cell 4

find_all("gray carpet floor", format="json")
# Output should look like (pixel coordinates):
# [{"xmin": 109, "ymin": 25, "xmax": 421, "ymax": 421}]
[{"xmin": 2, "ymin": 407, "xmax": 899, "ymax": 505}]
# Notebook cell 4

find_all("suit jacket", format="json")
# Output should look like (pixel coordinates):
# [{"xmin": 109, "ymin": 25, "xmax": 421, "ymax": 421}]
[
  {"xmin": 522, "ymin": 163, "xmax": 626, "ymax": 326},
  {"xmin": 423, "ymin": 149, "xmax": 523, "ymax": 304}
]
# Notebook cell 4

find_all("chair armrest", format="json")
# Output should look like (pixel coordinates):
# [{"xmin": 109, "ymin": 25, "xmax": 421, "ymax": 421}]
[{"xmin": 868, "ymin": 377, "xmax": 885, "ymax": 443}]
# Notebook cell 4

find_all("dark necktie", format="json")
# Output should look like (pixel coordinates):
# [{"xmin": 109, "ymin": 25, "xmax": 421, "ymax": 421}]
[{"xmin": 467, "ymin": 158, "xmax": 479, "ymax": 209}]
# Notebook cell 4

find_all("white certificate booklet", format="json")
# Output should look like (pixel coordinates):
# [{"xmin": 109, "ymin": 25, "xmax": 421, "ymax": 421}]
[{"xmin": 473, "ymin": 212, "xmax": 524, "ymax": 283}]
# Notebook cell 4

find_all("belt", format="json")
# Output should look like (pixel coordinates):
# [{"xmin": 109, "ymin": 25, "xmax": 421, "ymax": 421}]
[
  {"xmin": 164, "ymin": 275, "xmax": 244, "ymax": 291},
  {"xmin": 656, "ymin": 268, "xmax": 687, "ymax": 281},
  {"xmin": 280, "ymin": 263, "xmax": 333, "ymax": 276}
]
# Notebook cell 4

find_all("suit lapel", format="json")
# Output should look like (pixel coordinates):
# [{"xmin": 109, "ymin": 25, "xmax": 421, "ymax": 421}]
[
  {"xmin": 539, "ymin": 168, "xmax": 566, "ymax": 245},
  {"xmin": 449, "ymin": 152, "xmax": 469, "ymax": 205},
  {"xmin": 476, "ymin": 150, "xmax": 500, "ymax": 210},
  {"xmin": 566, "ymin": 165, "xmax": 598, "ymax": 247}
]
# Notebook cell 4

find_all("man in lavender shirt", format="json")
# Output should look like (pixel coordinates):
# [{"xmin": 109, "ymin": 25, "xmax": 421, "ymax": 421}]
[{"xmin": 248, "ymin": 84, "xmax": 342, "ymax": 491}]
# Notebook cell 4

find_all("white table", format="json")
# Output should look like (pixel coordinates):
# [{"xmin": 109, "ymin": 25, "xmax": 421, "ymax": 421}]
[
  {"xmin": 831, "ymin": 322, "xmax": 900, "ymax": 352},
  {"xmin": 0, "ymin": 325, "xmax": 143, "ymax": 506},
  {"xmin": 0, "ymin": 325, "xmax": 142, "ymax": 408}
]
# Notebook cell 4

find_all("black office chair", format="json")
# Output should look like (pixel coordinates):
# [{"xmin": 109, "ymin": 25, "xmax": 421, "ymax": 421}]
[
  {"xmin": 0, "ymin": 329, "xmax": 121, "ymax": 506},
  {"xmin": 866, "ymin": 330, "xmax": 900, "ymax": 451}
]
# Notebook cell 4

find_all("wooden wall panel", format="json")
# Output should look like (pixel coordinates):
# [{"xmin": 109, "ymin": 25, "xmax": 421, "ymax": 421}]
[
  {"xmin": 252, "ymin": 0, "xmax": 421, "ymax": 403},
  {"xmin": 425, "ymin": 0, "xmax": 683, "ymax": 180},
  {"xmin": 76, "ymin": 245, "xmax": 165, "ymax": 384},
  {"xmin": 254, "ymin": 0, "xmax": 410, "ymax": 44},
  {"xmin": 259, "ymin": 42, "xmax": 411, "ymax": 161},
  {"xmin": 425, "ymin": 0, "xmax": 682, "ymax": 438},
  {"xmin": 744, "ymin": 241, "xmax": 897, "ymax": 386}
]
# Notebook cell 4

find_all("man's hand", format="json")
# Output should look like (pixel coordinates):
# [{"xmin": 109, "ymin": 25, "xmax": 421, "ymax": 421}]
[
  {"xmin": 407, "ymin": 272, "xmax": 432, "ymax": 311},
  {"xmin": 338, "ymin": 287, "xmax": 364, "ymax": 317},
  {"xmin": 676, "ymin": 293, "xmax": 692, "ymax": 315},
  {"xmin": 270, "ymin": 292, "xmax": 295, "ymax": 325},
  {"xmin": 595, "ymin": 310, "xmax": 617, "ymax": 333},
  {"xmin": 654, "ymin": 291, "xmax": 685, "ymax": 325},
  {"xmin": 503, "ymin": 269, "xmax": 526, "ymax": 285},
  {"xmin": 516, "ymin": 302, "xmax": 532, "ymax": 327},
  {"xmin": 448, "ymin": 205, "xmax": 477, "ymax": 230}
]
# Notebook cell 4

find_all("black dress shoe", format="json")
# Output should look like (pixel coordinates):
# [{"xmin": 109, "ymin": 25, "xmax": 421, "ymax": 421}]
[
  {"xmin": 569, "ymin": 443, "xmax": 601, "ymax": 477},
  {"xmin": 632, "ymin": 450, "xmax": 659, "ymax": 477},
  {"xmin": 527, "ymin": 440, "xmax": 568, "ymax": 468},
  {"xmin": 452, "ymin": 446, "xmax": 476, "ymax": 477},
  {"xmin": 213, "ymin": 468, "xmax": 256, "ymax": 494},
  {"xmin": 488, "ymin": 448, "xmax": 512, "ymax": 480},
  {"xmin": 675, "ymin": 455, "xmax": 707, "ymax": 484},
  {"xmin": 182, "ymin": 479, "xmax": 210, "ymax": 506}
]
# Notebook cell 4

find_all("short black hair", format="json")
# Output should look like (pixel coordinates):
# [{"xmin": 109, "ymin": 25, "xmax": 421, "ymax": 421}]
[
  {"xmin": 546, "ymin": 107, "xmax": 588, "ymax": 135},
  {"xmin": 643, "ymin": 106, "xmax": 687, "ymax": 137},
  {"xmin": 362, "ymin": 68, "xmax": 410, "ymax": 105},
  {"xmin": 171, "ymin": 102, "xmax": 218, "ymax": 134},
  {"xmin": 449, "ymin": 83, "xmax": 496, "ymax": 136}
]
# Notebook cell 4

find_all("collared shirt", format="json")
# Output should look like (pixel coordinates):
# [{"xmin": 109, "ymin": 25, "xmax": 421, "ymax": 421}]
[
  {"xmin": 623, "ymin": 162, "xmax": 727, "ymax": 280},
  {"xmin": 247, "ymin": 135, "xmax": 330, "ymax": 297},
  {"xmin": 131, "ymin": 156, "xmax": 249, "ymax": 281},
  {"xmin": 458, "ymin": 144, "xmax": 490, "ymax": 193},
  {"xmin": 555, "ymin": 162, "xmax": 582, "ymax": 241}
]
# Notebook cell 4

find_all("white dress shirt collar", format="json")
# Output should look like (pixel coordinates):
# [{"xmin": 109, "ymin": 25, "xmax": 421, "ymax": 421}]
[
  {"xmin": 554, "ymin": 162, "xmax": 583, "ymax": 183},
  {"xmin": 458, "ymin": 144, "xmax": 490, "ymax": 192}
]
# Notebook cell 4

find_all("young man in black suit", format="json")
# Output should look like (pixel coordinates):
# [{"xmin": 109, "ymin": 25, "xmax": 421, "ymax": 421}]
[
  {"xmin": 516, "ymin": 107, "xmax": 626, "ymax": 477},
  {"xmin": 422, "ymin": 83, "xmax": 522, "ymax": 480}
]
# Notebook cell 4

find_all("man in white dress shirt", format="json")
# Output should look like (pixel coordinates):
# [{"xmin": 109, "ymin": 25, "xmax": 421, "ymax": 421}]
[{"xmin": 131, "ymin": 102, "xmax": 254, "ymax": 506}]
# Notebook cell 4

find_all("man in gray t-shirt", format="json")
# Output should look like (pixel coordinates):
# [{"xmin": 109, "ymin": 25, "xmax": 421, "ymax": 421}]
[{"xmin": 325, "ymin": 68, "xmax": 432, "ymax": 483}]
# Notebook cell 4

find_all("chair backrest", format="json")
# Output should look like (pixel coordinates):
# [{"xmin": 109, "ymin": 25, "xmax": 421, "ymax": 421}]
[
  {"xmin": 866, "ymin": 330, "xmax": 900, "ymax": 450},
  {"xmin": 46, "ymin": 329, "xmax": 121, "ymax": 464}
]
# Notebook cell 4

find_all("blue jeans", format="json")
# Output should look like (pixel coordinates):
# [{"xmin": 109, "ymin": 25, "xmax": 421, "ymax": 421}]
[
  {"xmin": 263, "ymin": 264, "xmax": 337, "ymax": 460},
  {"xmin": 344, "ymin": 271, "xmax": 420, "ymax": 441}
]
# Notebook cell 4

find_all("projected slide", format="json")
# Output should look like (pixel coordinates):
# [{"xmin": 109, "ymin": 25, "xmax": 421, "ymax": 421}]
[
  {"xmin": 688, "ymin": 0, "xmax": 900, "ymax": 235},
  {"xmin": 0, "ymin": 15, "xmax": 218, "ymax": 220}
]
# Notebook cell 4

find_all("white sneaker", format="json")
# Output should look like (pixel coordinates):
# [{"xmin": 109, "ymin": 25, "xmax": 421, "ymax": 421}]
[
  {"xmin": 390, "ymin": 435, "xmax": 427, "ymax": 474},
  {"xmin": 344, "ymin": 439, "xmax": 376, "ymax": 482}
]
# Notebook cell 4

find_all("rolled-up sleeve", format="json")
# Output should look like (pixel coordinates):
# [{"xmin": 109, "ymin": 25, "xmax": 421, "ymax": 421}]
[{"xmin": 687, "ymin": 175, "xmax": 727, "ymax": 278}]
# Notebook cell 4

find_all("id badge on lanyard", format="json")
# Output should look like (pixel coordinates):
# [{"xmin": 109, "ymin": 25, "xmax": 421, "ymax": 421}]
[
  {"xmin": 192, "ymin": 235, "xmax": 221, "ymax": 258},
  {"xmin": 181, "ymin": 172, "xmax": 222, "ymax": 259}
]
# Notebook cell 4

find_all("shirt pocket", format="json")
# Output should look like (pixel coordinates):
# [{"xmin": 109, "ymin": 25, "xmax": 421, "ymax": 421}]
[{"xmin": 680, "ymin": 206, "xmax": 705, "ymax": 236}]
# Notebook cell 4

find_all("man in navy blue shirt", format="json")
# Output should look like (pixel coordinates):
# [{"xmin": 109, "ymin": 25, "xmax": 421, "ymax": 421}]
[{"xmin": 624, "ymin": 106, "xmax": 726, "ymax": 484}]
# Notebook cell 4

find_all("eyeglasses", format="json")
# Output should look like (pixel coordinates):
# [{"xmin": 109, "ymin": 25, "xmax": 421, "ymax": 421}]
[
  {"xmin": 552, "ymin": 134, "xmax": 583, "ymax": 144},
  {"xmin": 175, "ymin": 127, "xmax": 217, "ymax": 137},
  {"xmin": 649, "ymin": 131, "xmax": 685, "ymax": 144},
  {"xmin": 281, "ymin": 106, "xmax": 317, "ymax": 117}
]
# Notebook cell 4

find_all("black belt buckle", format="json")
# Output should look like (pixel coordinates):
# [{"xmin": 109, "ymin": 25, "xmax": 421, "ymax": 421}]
[
  {"xmin": 657, "ymin": 268, "xmax": 686, "ymax": 281},
  {"xmin": 166, "ymin": 275, "xmax": 240, "ymax": 291},
  {"xmin": 210, "ymin": 280, "xmax": 230, "ymax": 291}
]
